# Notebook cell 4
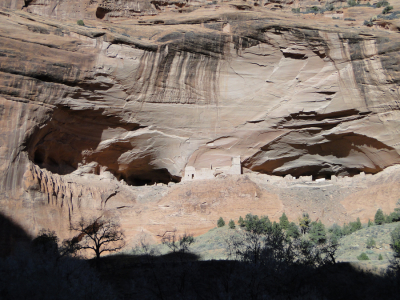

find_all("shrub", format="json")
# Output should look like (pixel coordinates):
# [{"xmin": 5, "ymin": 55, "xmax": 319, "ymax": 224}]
[
  {"xmin": 357, "ymin": 252, "xmax": 370, "ymax": 260},
  {"xmin": 326, "ymin": 3, "xmax": 335, "ymax": 11},
  {"xmin": 390, "ymin": 224, "xmax": 400, "ymax": 256},
  {"xmin": 279, "ymin": 212, "xmax": 289, "ymax": 230},
  {"xmin": 292, "ymin": 8, "xmax": 300, "ymax": 13},
  {"xmin": 243, "ymin": 214, "xmax": 272, "ymax": 234},
  {"xmin": 299, "ymin": 213, "xmax": 311, "ymax": 235},
  {"xmin": 375, "ymin": 209, "xmax": 385, "ymax": 225},
  {"xmin": 376, "ymin": 0, "xmax": 389, "ymax": 8},
  {"xmin": 286, "ymin": 222, "xmax": 300, "ymax": 239},
  {"xmin": 229, "ymin": 219, "xmax": 235, "ymax": 229},
  {"xmin": 217, "ymin": 217, "xmax": 225, "ymax": 227},
  {"xmin": 347, "ymin": 0, "xmax": 358, "ymax": 6},
  {"xmin": 342, "ymin": 219, "xmax": 362, "ymax": 236},
  {"xmin": 378, "ymin": 254, "xmax": 383, "ymax": 260},
  {"xmin": 77, "ymin": 19, "xmax": 85, "ymax": 26},
  {"xmin": 328, "ymin": 224, "xmax": 343, "ymax": 242},
  {"xmin": 368, "ymin": 219, "xmax": 374, "ymax": 227},
  {"xmin": 390, "ymin": 211, "xmax": 400, "ymax": 223},
  {"xmin": 309, "ymin": 6, "xmax": 320, "ymax": 12},
  {"xmin": 352, "ymin": 218, "xmax": 362, "ymax": 231},
  {"xmin": 238, "ymin": 216, "xmax": 245, "ymax": 227},
  {"xmin": 366, "ymin": 237, "xmax": 376, "ymax": 249},
  {"xmin": 382, "ymin": 6, "xmax": 393, "ymax": 14},
  {"xmin": 309, "ymin": 221, "xmax": 327, "ymax": 245}
]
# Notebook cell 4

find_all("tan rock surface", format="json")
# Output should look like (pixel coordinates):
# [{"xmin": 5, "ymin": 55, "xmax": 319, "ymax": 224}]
[{"xmin": 1, "ymin": 3, "xmax": 400, "ymax": 251}]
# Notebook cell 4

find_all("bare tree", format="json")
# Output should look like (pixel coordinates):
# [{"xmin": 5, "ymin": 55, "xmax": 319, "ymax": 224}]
[{"xmin": 69, "ymin": 216, "xmax": 125, "ymax": 261}]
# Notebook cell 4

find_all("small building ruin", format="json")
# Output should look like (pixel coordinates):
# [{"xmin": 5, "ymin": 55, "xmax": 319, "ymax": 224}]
[{"xmin": 183, "ymin": 156, "xmax": 241, "ymax": 181}]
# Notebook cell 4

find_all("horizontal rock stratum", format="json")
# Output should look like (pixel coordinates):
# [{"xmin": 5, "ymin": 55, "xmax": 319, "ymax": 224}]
[{"xmin": 1, "ymin": 0, "xmax": 400, "ymax": 250}]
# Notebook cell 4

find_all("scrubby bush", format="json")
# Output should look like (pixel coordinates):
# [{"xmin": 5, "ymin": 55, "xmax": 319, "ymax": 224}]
[
  {"xmin": 347, "ymin": 0, "xmax": 358, "ymax": 6},
  {"xmin": 375, "ymin": 209, "xmax": 385, "ymax": 225},
  {"xmin": 279, "ymin": 212, "xmax": 289, "ymax": 230},
  {"xmin": 366, "ymin": 237, "xmax": 376, "ymax": 249},
  {"xmin": 382, "ymin": 5, "xmax": 393, "ymax": 14},
  {"xmin": 287, "ymin": 222, "xmax": 300, "ymax": 239},
  {"xmin": 292, "ymin": 7, "xmax": 300, "ymax": 13},
  {"xmin": 342, "ymin": 218, "xmax": 362, "ymax": 236},
  {"xmin": 376, "ymin": 0, "xmax": 389, "ymax": 8},
  {"xmin": 364, "ymin": 19, "xmax": 373, "ymax": 26},
  {"xmin": 299, "ymin": 213, "xmax": 311, "ymax": 235},
  {"xmin": 228, "ymin": 219, "xmax": 235, "ymax": 229},
  {"xmin": 328, "ymin": 223, "xmax": 343, "ymax": 243},
  {"xmin": 326, "ymin": 3, "xmax": 335, "ymax": 11},
  {"xmin": 77, "ymin": 19, "xmax": 85, "ymax": 26},
  {"xmin": 378, "ymin": 253, "xmax": 383, "ymax": 260},
  {"xmin": 390, "ymin": 224, "xmax": 400, "ymax": 256},
  {"xmin": 242, "ymin": 214, "xmax": 272, "ymax": 234},
  {"xmin": 238, "ymin": 216, "xmax": 245, "ymax": 227},
  {"xmin": 357, "ymin": 252, "xmax": 370, "ymax": 260},
  {"xmin": 217, "ymin": 217, "xmax": 225, "ymax": 227},
  {"xmin": 309, "ymin": 221, "xmax": 327, "ymax": 245},
  {"xmin": 227, "ymin": 219, "xmax": 338, "ymax": 267}
]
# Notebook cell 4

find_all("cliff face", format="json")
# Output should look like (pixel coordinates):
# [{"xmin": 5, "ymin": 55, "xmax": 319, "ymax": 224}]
[{"xmin": 1, "ymin": 2, "xmax": 400, "ymax": 245}]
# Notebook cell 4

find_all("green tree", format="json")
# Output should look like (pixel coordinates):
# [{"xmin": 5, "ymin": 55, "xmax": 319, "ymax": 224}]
[
  {"xmin": 375, "ymin": 209, "xmax": 385, "ymax": 225},
  {"xmin": 279, "ymin": 212, "xmax": 289, "ymax": 230},
  {"xmin": 353, "ymin": 218, "xmax": 362, "ymax": 231},
  {"xmin": 286, "ymin": 222, "xmax": 300, "ymax": 239},
  {"xmin": 366, "ymin": 237, "xmax": 376, "ymax": 249},
  {"xmin": 378, "ymin": 254, "xmax": 383, "ymax": 260},
  {"xmin": 228, "ymin": 219, "xmax": 236, "ymax": 229},
  {"xmin": 309, "ymin": 221, "xmax": 327, "ymax": 245},
  {"xmin": 328, "ymin": 224, "xmax": 342, "ymax": 238},
  {"xmin": 390, "ymin": 211, "xmax": 400, "ymax": 223},
  {"xmin": 217, "ymin": 217, "xmax": 225, "ymax": 227},
  {"xmin": 390, "ymin": 224, "xmax": 400, "ymax": 257},
  {"xmin": 238, "ymin": 216, "xmax": 245, "ymax": 227},
  {"xmin": 341, "ymin": 223, "xmax": 351, "ymax": 236},
  {"xmin": 77, "ymin": 19, "xmax": 85, "ymax": 26},
  {"xmin": 368, "ymin": 219, "xmax": 374, "ymax": 227},
  {"xmin": 243, "ymin": 214, "xmax": 272, "ymax": 234},
  {"xmin": 299, "ymin": 213, "xmax": 311, "ymax": 235},
  {"xmin": 386, "ymin": 213, "xmax": 393, "ymax": 224},
  {"xmin": 357, "ymin": 252, "xmax": 370, "ymax": 260}
]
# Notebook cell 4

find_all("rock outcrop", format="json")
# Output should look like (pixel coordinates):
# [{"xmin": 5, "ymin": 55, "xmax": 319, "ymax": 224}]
[{"xmin": 1, "ymin": 2, "xmax": 400, "ymax": 247}]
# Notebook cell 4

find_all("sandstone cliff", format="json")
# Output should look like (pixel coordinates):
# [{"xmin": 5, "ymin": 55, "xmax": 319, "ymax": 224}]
[{"xmin": 1, "ymin": 1, "xmax": 400, "ymax": 248}]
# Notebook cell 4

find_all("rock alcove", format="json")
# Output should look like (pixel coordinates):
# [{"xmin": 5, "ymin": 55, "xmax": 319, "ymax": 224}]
[{"xmin": 24, "ymin": 106, "xmax": 180, "ymax": 186}]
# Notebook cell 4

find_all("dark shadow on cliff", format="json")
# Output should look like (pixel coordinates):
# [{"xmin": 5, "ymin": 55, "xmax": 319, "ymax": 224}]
[{"xmin": 0, "ymin": 211, "xmax": 31, "ymax": 257}]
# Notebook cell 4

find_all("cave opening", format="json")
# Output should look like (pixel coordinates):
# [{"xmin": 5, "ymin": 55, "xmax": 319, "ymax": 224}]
[
  {"xmin": 244, "ymin": 132, "xmax": 400, "ymax": 180},
  {"xmin": 24, "ymin": 105, "xmax": 180, "ymax": 187}
]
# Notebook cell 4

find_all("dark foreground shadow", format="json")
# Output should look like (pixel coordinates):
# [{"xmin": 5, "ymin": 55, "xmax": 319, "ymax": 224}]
[
  {"xmin": 0, "ymin": 212, "xmax": 31, "ymax": 257},
  {"xmin": 1, "ymin": 232, "xmax": 400, "ymax": 300},
  {"xmin": 94, "ymin": 253, "xmax": 400, "ymax": 300}
]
